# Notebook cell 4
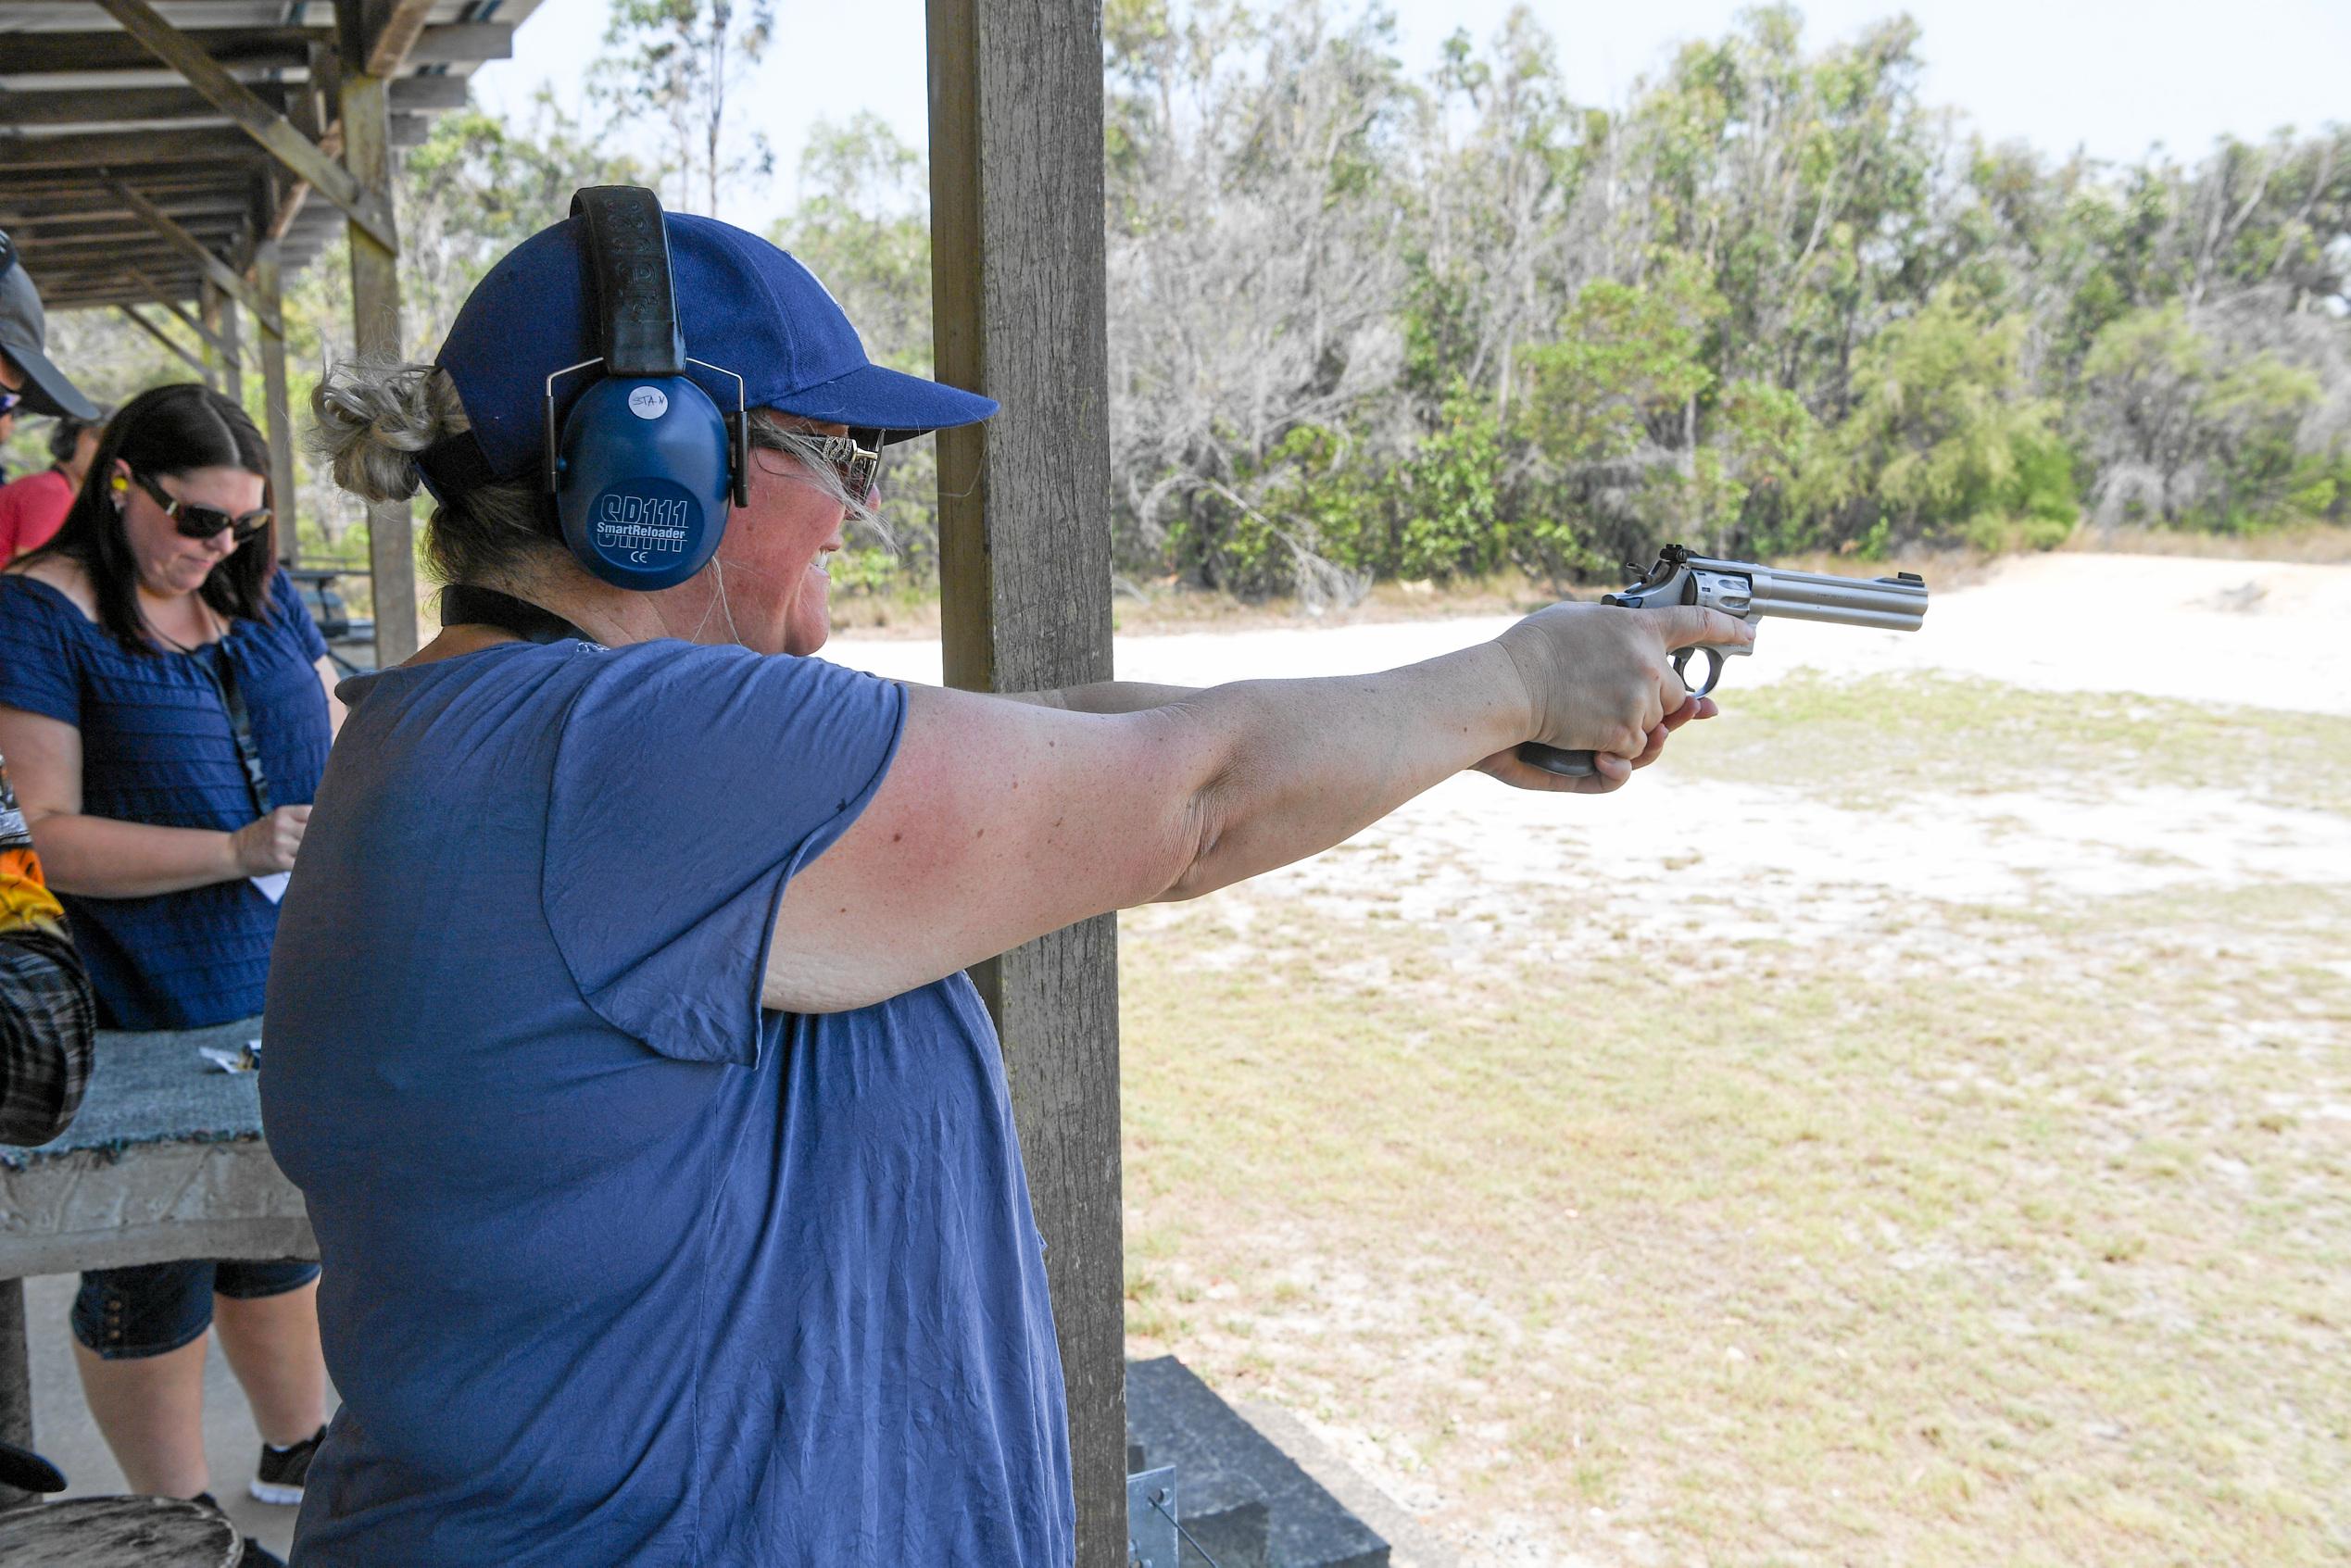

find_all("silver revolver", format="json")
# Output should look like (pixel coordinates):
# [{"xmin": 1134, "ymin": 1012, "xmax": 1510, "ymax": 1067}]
[{"xmin": 1517, "ymin": 545, "xmax": 1929, "ymax": 778}]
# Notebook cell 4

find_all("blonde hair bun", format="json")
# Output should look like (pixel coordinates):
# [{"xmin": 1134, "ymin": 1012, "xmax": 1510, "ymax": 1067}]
[{"xmin": 309, "ymin": 360, "xmax": 471, "ymax": 506}]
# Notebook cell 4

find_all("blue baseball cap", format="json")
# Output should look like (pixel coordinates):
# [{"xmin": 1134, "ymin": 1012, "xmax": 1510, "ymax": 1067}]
[{"xmin": 433, "ymin": 210, "xmax": 994, "ymax": 485}]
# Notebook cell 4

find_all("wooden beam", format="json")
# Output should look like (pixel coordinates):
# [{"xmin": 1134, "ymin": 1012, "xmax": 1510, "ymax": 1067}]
[
  {"xmin": 269, "ymin": 44, "xmax": 345, "ymax": 243},
  {"xmin": 26, "ymin": 266, "xmax": 220, "ymax": 307},
  {"xmin": 2, "ymin": 197, "xmax": 255, "ymax": 230},
  {"xmin": 0, "ymin": 129, "xmax": 268, "ymax": 173},
  {"xmin": 92, "ymin": 0, "xmax": 397, "ymax": 251},
  {"xmin": 19, "ymin": 208, "xmax": 248, "ymax": 245},
  {"xmin": 251, "ymin": 239, "xmax": 298, "ymax": 565},
  {"xmin": 102, "ymin": 177, "xmax": 283, "ymax": 338},
  {"xmin": 117, "ymin": 302, "xmax": 214, "ymax": 382},
  {"xmin": 52, "ymin": 284, "xmax": 204, "ymax": 311},
  {"xmin": 927, "ymin": 0, "xmax": 1123, "ymax": 1561},
  {"xmin": 0, "ymin": 169, "xmax": 241, "ymax": 204},
  {"xmin": 126, "ymin": 270, "xmax": 235, "ymax": 361},
  {"xmin": 361, "ymin": 0, "xmax": 440, "ymax": 76},
  {"xmin": 17, "ymin": 233, "xmax": 233, "ymax": 266},
  {"xmin": 45, "ymin": 257, "xmax": 207, "ymax": 289},
  {"xmin": 0, "ymin": 75, "xmax": 468, "ymax": 129},
  {"xmin": 0, "ymin": 23, "xmax": 512, "ymax": 75},
  {"xmin": 338, "ymin": 0, "xmax": 416, "ymax": 667}
]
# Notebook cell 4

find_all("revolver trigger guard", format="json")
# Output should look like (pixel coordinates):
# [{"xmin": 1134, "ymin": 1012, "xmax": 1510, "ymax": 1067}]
[{"xmin": 1672, "ymin": 646, "xmax": 1728, "ymax": 700}]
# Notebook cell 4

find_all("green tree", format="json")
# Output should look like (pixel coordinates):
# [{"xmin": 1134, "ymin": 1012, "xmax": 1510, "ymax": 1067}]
[
  {"xmin": 1820, "ymin": 286, "xmax": 2076, "ymax": 550},
  {"xmin": 1515, "ymin": 253, "xmax": 1720, "ymax": 571}
]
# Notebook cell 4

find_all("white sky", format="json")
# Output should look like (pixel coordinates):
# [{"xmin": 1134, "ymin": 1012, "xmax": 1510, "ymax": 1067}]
[{"xmin": 472, "ymin": 0, "xmax": 2351, "ymax": 233}]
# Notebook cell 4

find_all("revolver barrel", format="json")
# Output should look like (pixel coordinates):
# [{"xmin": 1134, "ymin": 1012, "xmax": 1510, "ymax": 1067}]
[{"xmin": 1741, "ymin": 565, "xmax": 1929, "ymax": 631}]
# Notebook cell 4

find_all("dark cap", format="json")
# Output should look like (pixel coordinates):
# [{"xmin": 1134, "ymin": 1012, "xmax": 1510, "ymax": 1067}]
[
  {"xmin": 435, "ymin": 209, "xmax": 995, "ymax": 483},
  {"xmin": 0, "ymin": 232, "xmax": 100, "ymax": 421}
]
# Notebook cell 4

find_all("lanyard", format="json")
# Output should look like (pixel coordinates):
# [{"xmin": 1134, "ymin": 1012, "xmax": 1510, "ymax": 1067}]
[{"xmin": 200, "ymin": 644, "xmax": 273, "ymax": 818}]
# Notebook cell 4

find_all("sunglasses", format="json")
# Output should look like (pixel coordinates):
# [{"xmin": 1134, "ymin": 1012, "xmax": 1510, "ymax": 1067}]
[
  {"xmin": 747, "ymin": 424, "xmax": 886, "ymax": 503},
  {"xmin": 132, "ymin": 470, "xmax": 272, "ymax": 543}
]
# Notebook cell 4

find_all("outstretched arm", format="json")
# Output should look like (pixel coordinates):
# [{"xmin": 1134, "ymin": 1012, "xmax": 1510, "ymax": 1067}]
[
  {"xmin": 765, "ymin": 603, "xmax": 1749, "ymax": 1013},
  {"xmin": 1001, "ymin": 681, "xmax": 1201, "ymax": 714}
]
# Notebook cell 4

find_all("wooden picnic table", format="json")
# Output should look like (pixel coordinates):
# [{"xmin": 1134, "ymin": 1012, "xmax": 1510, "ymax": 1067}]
[{"xmin": 0, "ymin": 1018, "xmax": 313, "ymax": 1508}]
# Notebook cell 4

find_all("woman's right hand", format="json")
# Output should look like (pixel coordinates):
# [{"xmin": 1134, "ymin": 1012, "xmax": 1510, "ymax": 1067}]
[
  {"xmin": 1492, "ymin": 600, "xmax": 1754, "ymax": 765},
  {"xmin": 230, "ymin": 805, "xmax": 310, "ymax": 876}
]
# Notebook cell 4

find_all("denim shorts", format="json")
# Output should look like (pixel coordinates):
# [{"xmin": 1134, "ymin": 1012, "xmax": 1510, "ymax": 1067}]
[{"xmin": 71, "ymin": 1259, "xmax": 321, "ymax": 1361}]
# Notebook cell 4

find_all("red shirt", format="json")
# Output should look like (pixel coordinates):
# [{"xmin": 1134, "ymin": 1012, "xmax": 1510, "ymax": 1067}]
[{"xmin": 0, "ymin": 468, "xmax": 74, "ymax": 561}]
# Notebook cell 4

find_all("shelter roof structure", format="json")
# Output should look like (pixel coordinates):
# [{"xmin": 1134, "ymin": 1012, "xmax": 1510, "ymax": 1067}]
[{"xmin": 0, "ymin": 0, "xmax": 535, "ymax": 309}]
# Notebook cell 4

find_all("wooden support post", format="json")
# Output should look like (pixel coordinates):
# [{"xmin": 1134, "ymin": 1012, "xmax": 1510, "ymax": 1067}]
[
  {"xmin": 198, "ymin": 282, "xmax": 224, "ymax": 391},
  {"xmin": 118, "ymin": 302, "xmax": 214, "ymax": 382},
  {"xmin": 220, "ymin": 291, "xmax": 244, "ymax": 408},
  {"xmin": 338, "ymin": 0, "xmax": 416, "ymax": 666},
  {"xmin": 927, "ymin": 1, "xmax": 1123, "ymax": 1561},
  {"xmin": 199, "ymin": 282, "xmax": 244, "ymax": 405},
  {"xmin": 253, "ymin": 240, "xmax": 300, "ymax": 566}
]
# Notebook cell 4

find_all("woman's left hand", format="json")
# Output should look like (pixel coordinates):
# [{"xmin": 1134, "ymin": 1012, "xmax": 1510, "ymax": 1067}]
[{"xmin": 1472, "ymin": 694, "xmax": 1720, "ymax": 792}]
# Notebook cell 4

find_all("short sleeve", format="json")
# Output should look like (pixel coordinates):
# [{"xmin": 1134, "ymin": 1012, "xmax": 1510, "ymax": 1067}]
[
  {"xmin": 269, "ymin": 570, "xmax": 330, "ymax": 664},
  {"xmin": 542, "ymin": 642, "xmax": 906, "ymax": 1064},
  {"xmin": 0, "ymin": 483, "xmax": 26, "ymax": 561},
  {"xmin": 0, "ymin": 579, "xmax": 82, "ymax": 729}
]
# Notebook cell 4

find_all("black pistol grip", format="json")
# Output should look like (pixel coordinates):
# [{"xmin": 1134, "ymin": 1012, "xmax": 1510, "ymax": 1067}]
[{"xmin": 1515, "ymin": 743, "xmax": 1597, "ymax": 778}]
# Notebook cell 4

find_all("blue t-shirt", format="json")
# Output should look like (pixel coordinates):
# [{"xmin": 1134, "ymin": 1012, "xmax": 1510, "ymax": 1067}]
[
  {"xmin": 260, "ymin": 637, "xmax": 1073, "ymax": 1567},
  {"xmin": 0, "ymin": 570, "xmax": 330, "ymax": 1028}
]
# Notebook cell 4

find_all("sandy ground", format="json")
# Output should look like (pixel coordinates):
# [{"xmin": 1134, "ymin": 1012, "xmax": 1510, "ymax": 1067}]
[{"xmin": 17, "ymin": 553, "xmax": 2340, "ymax": 1562}]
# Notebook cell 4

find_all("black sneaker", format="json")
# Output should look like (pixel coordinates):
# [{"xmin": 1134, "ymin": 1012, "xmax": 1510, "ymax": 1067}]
[{"xmin": 250, "ymin": 1425, "xmax": 325, "ymax": 1506}]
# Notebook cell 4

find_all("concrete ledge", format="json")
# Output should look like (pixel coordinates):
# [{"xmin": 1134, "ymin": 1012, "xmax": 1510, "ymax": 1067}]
[
  {"xmin": 0, "ymin": 1141, "xmax": 313, "ymax": 1279},
  {"xmin": 1128, "ymin": 1356, "xmax": 1389, "ymax": 1568}
]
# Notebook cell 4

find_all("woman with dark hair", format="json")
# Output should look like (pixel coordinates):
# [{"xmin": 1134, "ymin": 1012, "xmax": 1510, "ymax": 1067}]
[{"xmin": 0, "ymin": 383, "xmax": 334, "ymax": 1511}]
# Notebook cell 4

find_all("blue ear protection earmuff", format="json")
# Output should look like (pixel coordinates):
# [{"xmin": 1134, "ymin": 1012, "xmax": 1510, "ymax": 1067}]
[{"xmin": 544, "ymin": 187, "xmax": 750, "ymax": 591}]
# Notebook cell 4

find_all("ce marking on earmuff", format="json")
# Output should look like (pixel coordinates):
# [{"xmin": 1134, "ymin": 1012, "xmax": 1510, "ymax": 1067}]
[{"xmin": 629, "ymin": 550, "xmax": 652, "ymax": 564}]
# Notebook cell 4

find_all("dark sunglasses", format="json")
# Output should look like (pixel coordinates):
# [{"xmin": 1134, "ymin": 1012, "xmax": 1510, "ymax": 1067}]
[
  {"xmin": 747, "ymin": 424, "xmax": 886, "ymax": 502},
  {"xmin": 132, "ymin": 470, "xmax": 272, "ymax": 543}
]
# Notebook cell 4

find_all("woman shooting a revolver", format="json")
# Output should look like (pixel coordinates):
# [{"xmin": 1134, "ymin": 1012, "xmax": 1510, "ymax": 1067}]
[{"xmin": 264, "ymin": 200, "xmax": 1749, "ymax": 1567}]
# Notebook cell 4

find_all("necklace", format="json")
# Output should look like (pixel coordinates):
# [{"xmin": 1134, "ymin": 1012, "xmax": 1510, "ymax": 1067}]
[{"xmin": 141, "ymin": 594, "xmax": 226, "ymax": 655}]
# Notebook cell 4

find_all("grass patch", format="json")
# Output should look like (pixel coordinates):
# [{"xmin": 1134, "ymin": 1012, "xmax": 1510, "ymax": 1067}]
[
  {"xmin": 1122, "ymin": 825, "xmax": 2350, "ymax": 1563},
  {"xmin": 1678, "ymin": 671, "xmax": 2351, "ymax": 817}
]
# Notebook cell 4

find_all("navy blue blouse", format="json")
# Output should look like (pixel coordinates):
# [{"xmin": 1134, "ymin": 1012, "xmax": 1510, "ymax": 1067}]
[{"xmin": 0, "ymin": 570, "xmax": 330, "ymax": 1029}]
